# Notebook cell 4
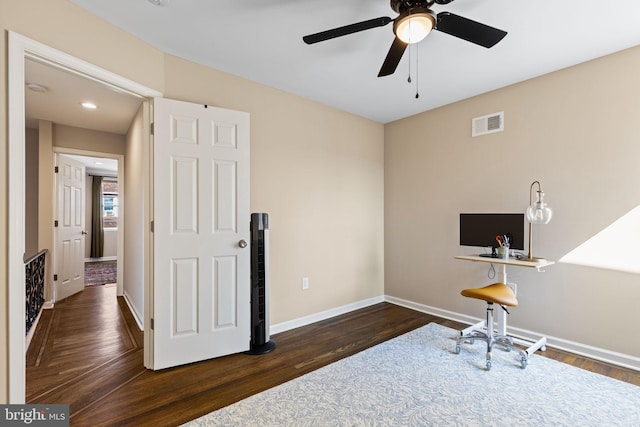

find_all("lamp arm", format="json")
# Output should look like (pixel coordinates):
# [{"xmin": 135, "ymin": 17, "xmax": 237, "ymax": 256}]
[
  {"xmin": 529, "ymin": 180, "xmax": 541, "ymax": 206},
  {"xmin": 526, "ymin": 180, "xmax": 542, "ymax": 261},
  {"xmin": 528, "ymin": 221, "xmax": 533, "ymax": 260}
]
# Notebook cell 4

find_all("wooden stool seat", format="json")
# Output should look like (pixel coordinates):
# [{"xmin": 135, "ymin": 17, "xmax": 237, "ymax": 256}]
[{"xmin": 461, "ymin": 283, "xmax": 518, "ymax": 307}]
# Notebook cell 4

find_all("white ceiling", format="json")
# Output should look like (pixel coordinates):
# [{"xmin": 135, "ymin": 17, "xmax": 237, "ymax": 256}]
[
  {"xmin": 25, "ymin": 57, "xmax": 143, "ymax": 134},
  {"xmin": 64, "ymin": 0, "xmax": 640, "ymax": 124},
  {"xmin": 66, "ymin": 154, "xmax": 118, "ymax": 175}
]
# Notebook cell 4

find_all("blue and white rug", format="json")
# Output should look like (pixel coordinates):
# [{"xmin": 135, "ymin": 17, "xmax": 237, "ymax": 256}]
[{"xmin": 184, "ymin": 323, "xmax": 640, "ymax": 426}]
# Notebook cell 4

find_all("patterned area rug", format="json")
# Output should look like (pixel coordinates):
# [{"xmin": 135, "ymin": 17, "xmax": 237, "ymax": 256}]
[
  {"xmin": 184, "ymin": 323, "xmax": 640, "ymax": 426},
  {"xmin": 84, "ymin": 260, "xmax": 117, "ymax": 286}
]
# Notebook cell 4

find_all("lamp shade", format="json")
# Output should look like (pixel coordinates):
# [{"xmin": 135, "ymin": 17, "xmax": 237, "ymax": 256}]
[
  {"xmin": 526, "ymin": 190, "xmax": 552, "ymax": 224},
  {"xmin": 524, "ymin": 180, "xmax": 552, "ymax": 261},
  {"xmin": 394, "ymin": 12, "xmax": 435, "ymax": 44}
]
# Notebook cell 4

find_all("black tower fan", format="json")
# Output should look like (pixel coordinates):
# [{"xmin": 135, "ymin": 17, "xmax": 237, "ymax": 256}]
[{"xmin": 245, "ymin": 213, "xmax": 276, "ymax": 354}]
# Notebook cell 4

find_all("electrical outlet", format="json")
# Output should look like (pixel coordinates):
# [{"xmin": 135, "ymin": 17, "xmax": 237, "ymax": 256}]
[{"xmin": 302, "ymin": 277, "xmax": 309, "ymax": 290}]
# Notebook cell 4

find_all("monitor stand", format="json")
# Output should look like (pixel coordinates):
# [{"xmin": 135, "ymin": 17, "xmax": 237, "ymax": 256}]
[{"xmin": 479, "ymin": 247, "xmax": 498, "ymax": 258}]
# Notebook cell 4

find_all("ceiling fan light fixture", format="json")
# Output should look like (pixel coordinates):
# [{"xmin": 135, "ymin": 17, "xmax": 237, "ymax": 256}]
[
  {"xmin": 81, "ymin": 101, "xmax": 98, "ymax": 110},
  {"xmin": 394, "ymin": 11, "xmax": 436, "ymax": 44}
]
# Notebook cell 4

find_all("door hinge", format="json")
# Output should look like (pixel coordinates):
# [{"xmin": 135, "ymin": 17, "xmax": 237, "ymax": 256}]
[
  {"xmin": 150, "ymin": 122, "xmax": 154, "ymax": 135},
  {"xmin": 150, "ymin": 318, "xmax": 154, "ymax": 330},
  {"xmin": 54, "ymin": 220, "xmax": 59, "ymax": 227},
  {"xmin": 53, "ymin": 274, "xmax": 58, "ymax": 281},
  {"xmin": 150, "ymin": 220, "xmax": 154, "ymax": 232},
  {"xmin": 54, "ymin": 166, "xmax": 59, "ymax": 173}
]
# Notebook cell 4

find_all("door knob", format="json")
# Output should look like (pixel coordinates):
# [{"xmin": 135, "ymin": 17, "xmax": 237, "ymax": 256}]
[
  {"xmin": 238, "ymin": 240, "xmax": 248, "ymax": 248},
  {"xmin": 81, "ymin": 230, "xmax": 88, "ymax": 235}
]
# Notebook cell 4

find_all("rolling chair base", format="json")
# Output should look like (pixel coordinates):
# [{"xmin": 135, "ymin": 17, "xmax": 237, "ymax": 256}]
[{"xmin": 456, "ymin": 327, "xmax": 529, "ymax": 370}]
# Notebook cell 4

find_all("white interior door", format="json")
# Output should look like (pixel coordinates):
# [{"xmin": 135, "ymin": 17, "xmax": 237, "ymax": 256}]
[
  {"xmin": 152, "ymin": 97, "xmax": 251, "ymax": 369},
  {"xmin": 55, "ymin": 154, "xmax": 86, "ymax": 301}
]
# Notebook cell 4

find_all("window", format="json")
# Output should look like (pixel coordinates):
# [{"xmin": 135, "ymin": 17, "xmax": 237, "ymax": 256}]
[{"xmin": 102, "ymin": 179, "xmax": 118, "ymax": 229}]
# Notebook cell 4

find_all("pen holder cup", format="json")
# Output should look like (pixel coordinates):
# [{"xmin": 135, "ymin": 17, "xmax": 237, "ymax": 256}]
[{"xmin": 501, "ymin": 247, "xmax": 510, "ymax": 260}]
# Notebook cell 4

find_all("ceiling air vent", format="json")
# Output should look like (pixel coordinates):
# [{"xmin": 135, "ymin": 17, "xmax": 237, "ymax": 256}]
[{"xmin": 472, "ymin": 111, "xmax": 504, "ymax": 137}]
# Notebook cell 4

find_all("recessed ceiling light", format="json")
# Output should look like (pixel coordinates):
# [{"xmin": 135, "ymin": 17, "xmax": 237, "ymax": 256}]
[
  {"xmin": 26, "ymin": 83, "xmax": 48, "ymax": 93},
  {"xmin": 81, "ymin": 102, "xmax": 98, "ymax": 110}
]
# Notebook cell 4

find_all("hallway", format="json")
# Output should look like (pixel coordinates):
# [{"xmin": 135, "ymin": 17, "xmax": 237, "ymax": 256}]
[{"xmin": 26, "ymin": 286, "xmax": 143, "ymax": 421}]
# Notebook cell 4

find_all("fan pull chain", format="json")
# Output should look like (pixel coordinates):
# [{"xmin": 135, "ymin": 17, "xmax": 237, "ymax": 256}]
[
  {"xmin": 415, "ymin": 44, "xmax": 420, "ymax": 99},
  {"xmin": 407, "ymin": 41, "xmax": 412, "ymax": 83}
]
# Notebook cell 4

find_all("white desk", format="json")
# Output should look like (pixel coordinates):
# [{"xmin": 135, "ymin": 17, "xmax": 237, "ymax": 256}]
[
  {"xmin": 454, "ymin": 255, "xmax": 554, "ymax": 364},
  {"xmin": 454, "ymin": 255, "xmax": 555, "ymax": 270}
]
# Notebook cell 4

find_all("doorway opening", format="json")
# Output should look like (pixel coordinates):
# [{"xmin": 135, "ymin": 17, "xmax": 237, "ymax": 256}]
[
  {"xmin": 64, "ymin": 154, "xmax": 121, "ymax": 290},
  {"xmin": 8, "ymin": 31, "xmax": 162, "ymax": 402}
]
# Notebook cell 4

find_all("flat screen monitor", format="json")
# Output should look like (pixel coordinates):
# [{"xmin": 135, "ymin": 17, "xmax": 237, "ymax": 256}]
[{"xmin": 459, "ymin": 213, "xmax": 525, "ymax": 255}]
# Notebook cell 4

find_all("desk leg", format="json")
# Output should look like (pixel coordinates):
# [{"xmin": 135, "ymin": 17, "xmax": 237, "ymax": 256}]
[
  {"xmin": 500, "ymin": 263, "xmax": 547, "ymax": 367},
  {"xmin": 460, "ymin": 320, "xmax": 485, "ymax": 336},
  {"xmin": 457, "ymin": 259, "xmax": 548, "ymax": 369},
  {"xmin": 498, "ymin": 264, "xmax": 508, "ymax": 336}
]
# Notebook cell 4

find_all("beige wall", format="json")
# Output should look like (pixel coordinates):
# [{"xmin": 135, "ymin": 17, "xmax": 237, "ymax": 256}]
[
  {"xmin": 1, "ymin": 0, "xmax": 384, "ymax": 400},
  {"xmin": 25, "ymin": 128, "xmax": 39, "ymax": 257},
  {"xmin": 385, "ymin": 46, "xmax": 640, "ymax": 358},
  {"xmin": 163, "ymin": 56, "xmax": 385, "ymax": 322},
  {"xmin": 53, "ymin": 124, "xmax": 126, "ymax": 155},
  {"xmin": 37, "ymin": 121, "xmax": 54, "ymax": 303},
  {"xmin": 124, "ymin": 104, "xmax": 146, "ymax": 323}
]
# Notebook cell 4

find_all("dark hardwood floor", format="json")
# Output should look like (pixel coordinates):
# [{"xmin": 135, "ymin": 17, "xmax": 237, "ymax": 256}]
[{"xmin": 26, "ymin": 286, "xmax": 640, "ymax": 426}]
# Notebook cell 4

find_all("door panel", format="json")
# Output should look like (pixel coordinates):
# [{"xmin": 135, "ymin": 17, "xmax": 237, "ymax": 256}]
[
  {"xmin": 153, "ymin": 97, "xmax": 250, "ymax": 369},
  {"xmin": 55, "ymin": 154, "xmax": 86, "ymax": 301},
  {"xmin": 172, "ymin": 258, "xmax": 198, "ymax": 335}
]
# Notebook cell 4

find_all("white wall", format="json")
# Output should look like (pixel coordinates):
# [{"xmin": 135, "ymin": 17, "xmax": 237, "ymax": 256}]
[
  {"xmin": 103, "ymin": 230, "xmax": 117, "ymax": 258},
  {"xmin": 84, "ymin": 175, "xmax": 119, "ymax": 259}
]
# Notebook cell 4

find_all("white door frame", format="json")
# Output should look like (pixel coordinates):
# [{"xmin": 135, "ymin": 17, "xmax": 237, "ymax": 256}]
[
  {"xmin": 7, "ymin": 31, "xmax": 162, "ymax": 402},
  {"xmin": 53, "ymin": 148, "xmax": 125, "ymax": 297}
]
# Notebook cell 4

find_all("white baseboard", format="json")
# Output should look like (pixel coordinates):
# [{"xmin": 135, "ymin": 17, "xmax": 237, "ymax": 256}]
[
  {"xmin": 85, "ymin": 256, "xmax": 117, "ymax": 262},
  {"xmin": 123, "ymin": 291, "xmax": 144, "ymax": 331},
  {"xmin": 384, "ymin": 295, "xmax": 480, "ymax": 326},
  {"xmin": 25, "ymin": 308, "xmax": 44, "ymax": 351},
  {"xmin": 270, "ymin": 295, "xmax": 385, "ymax": 335},
  {"xmin": 384, "ymin": 295, "xmax": 640, "ymax": 372},
  {"xmin": 270, "ymin": 294, "xmax": 639, "ymax": 371}
]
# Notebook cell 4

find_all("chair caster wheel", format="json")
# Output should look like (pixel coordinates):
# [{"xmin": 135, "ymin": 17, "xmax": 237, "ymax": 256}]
[
  {"xmin": 520, "ymin": 356, "xmax": 528, "ymax": 369},
  {"xmin": 454, "ymin": 345, "xmax": 461, "ymax": 354},
  {"xmin": 486, "ymin": 360, "xmax": 492, "ymax": 371}
]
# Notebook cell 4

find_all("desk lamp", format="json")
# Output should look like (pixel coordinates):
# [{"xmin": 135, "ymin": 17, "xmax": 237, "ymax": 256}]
[{"xmin": 523, "ymin": 180, "xmax": 552, "ymax": 261}]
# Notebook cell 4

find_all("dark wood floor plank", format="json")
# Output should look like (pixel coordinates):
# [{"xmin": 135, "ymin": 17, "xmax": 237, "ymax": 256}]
[{"xmin": 27, "ymin": 286, "xmax": 640, "ymax": 427}]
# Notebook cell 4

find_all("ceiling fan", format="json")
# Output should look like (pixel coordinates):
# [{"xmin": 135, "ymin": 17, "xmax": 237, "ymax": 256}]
[{"xmin": 303, "ymin": 0, "xmax": 507, "ymax": 77}]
